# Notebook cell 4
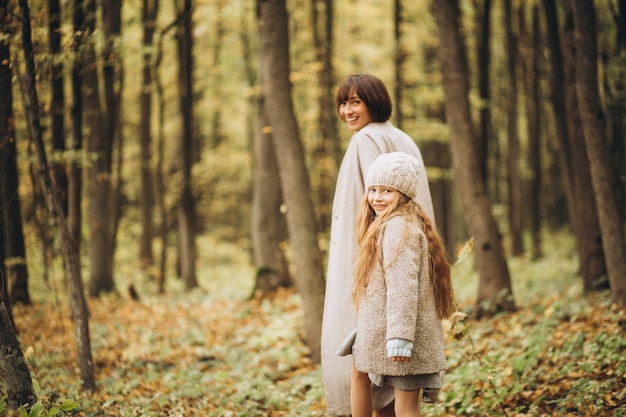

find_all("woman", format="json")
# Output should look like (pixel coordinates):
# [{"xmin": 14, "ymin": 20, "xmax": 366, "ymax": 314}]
[{"xmin": 321, "ymin": 74, "xmax": 436, "ymax": 416}]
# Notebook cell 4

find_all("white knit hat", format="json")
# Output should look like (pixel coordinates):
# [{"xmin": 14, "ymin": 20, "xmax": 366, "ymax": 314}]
[{"xmin": 366, "ymin": 152, "xmax": 421, "ymax": 199}]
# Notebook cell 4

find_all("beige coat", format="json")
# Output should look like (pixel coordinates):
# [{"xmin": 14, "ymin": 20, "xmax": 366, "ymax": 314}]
[
  {"xmin": 353, "ymin": 215, "xmax": 446, "ymax": 376},
  {"xmin": 321, "ymin": 122, "xmax": 435, "ymax": 414}
]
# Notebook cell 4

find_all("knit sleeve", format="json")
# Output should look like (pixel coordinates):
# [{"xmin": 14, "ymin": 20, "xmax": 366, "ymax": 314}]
[{"xmin": 386, "ymin": 338, "xmax": 413, "ymax": 358}]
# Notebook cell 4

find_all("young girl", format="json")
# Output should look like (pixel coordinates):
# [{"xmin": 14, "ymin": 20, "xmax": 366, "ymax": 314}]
[
  {"xmin": 351, "ymin": 152, "xmax": 455, "ymax": 417},
  {"xmin": 322, "ymin": 73, "xmax": 436, "ymax": 416}
]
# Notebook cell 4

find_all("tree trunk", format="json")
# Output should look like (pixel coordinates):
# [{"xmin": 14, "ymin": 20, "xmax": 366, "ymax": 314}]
[
  {"xmin": 0, "ymin": 180, "xmax": 13, "ymax": 327},
  {"xmin": 208, "ymin": 1, "xmax": 225, "ymax": 149},
  {"xmin": 154, "ymin": 20, "xmax": 177, "ymax": 293},
  {"xmin": 48, "ymin": 0, "xmax": 68, "ymax": 216},
  {"xmin": 571, "ymin": 0, "xmax": 626, "ymax": 304},
  {"xmin": 251, "ymin": 98, "xmax": 292, "ymax": 295},
  {"xmin": 474, "ymin": 0, "xmax": 491, "ymax": 189},
  {"xmin": 504, "ymin": 0, "xmax": 523, "ymax": 256},
  {"xmin": 0, "ymin": 302, "xmax": 36, "ymax": 410},
  {"xmin": 258, "ymin": 0, "xmax": 326, "ymax": 362},
  {"xmin": 311, "ymin": 0, "xmax": 338, "ymax": 231},
  {"xmin": 0, "ymin": 1, "xmax": 30, "ymax": 306},
  {"xmin": 102, "ymin": 0, "xmax": 124, "ymax": 271},
  {"xmin": 85, "ymin": 0, "xmax": 116, "ymax": 296},
  {"xmin": 543, "ymin": 0, "xmax": 574, "ymax": 227},
  {"xmin": 522, "ymin": 5, "xmax": 541, "ymax": 259},
  {"xmin": 431, "ymin": 0, "xmax": 515, "ymax": 318},
  {"xmin": 175, "ymin": 0, "xmax": 197, "ymax": 290},
  {"xmin": 559, "ymin": 3, "xmax": 607, "ymax": 291},
  {"xmin": 140, "ymin": 0, "xmax": 158, "ymax": 267},
  {"xmin": 69, "ymin": 0, "xmax": 84, "ymax": 247},
  {"xmin": 393, "ymin": 0, "xmax": 404, "ymax": 129},
  {"xmin": 18, "ymin": 0, "xmax": 96, "ymax": 390}
]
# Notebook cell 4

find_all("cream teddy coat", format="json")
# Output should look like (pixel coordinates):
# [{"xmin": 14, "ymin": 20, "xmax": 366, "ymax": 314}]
[
  {"xmin": 353, "ymin": 215, "xmax": 446, "ymax": 377},
  {"xmin": 321, "ymin": 121, "xmax": 435, "ymax": 415}
]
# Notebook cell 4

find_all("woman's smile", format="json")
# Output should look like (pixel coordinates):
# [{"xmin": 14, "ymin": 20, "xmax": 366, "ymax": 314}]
[{"xmin": 339, "ymin": 90, "xmax": 372, "ymax": 131}]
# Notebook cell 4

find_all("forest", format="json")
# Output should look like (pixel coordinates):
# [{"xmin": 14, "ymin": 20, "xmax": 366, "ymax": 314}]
[{"xmin": 0, "ymin": 0, "xmax": 625, "ymax": 415}]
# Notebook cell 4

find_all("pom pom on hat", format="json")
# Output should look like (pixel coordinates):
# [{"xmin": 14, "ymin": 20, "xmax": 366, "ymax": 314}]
[{"xmin": 366, "ymin": 152, "xmax": 421, "ymax": 199}]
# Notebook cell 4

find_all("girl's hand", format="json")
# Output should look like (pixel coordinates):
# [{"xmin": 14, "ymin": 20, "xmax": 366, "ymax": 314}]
[{"xmin": 389, "ymin": 356, "xmax": 409, "ymax": 363}]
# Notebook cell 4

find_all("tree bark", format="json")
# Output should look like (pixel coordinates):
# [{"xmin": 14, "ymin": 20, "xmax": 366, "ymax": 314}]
[
  {"xmin": 393, "ymin": 0, "xmax": 405, "ymax": 129},
  {"xmin": 85, "ymin": 0, "xmax": 116, "ymax": 296},
  {"xmin": 48, "ymin": 0, "xmax": 67, "ymax": 216},
  {"xmin": 18, "ymin": 0, "xmax": 96, "ymax": 390},
  {"xmin": 0, "ymin": 302, "xmax": 36, "ymax": 410},
  {"xmin": 175, "ymin": 0, "xmax": 197, "ymax": 290},
  {"xmin": 474, "ymin": 0, "xmax": 491, "ymax": 189},
  {"xmin": 251, "ymin": 98, "xmax": 292, "ymax": 295},
  {"xmin": 571, "ymin": 0, "xmax": 626, "ymax": 304},
  {"xmin": 69, "ymin": 0, "xmax": 84, "ymax": 247},
  {"xmin": 558, "ymin": 2, "xmax": 607, "ymax": 291},
  {"xmin": 258, "ymin": 0, "xmax": 326, "ymax": 362},
  {"xmin": 0, "ymin": 175, "xmax": 13, "ymax": 326},
  {"xmin": 139, "ymin": 0, "xmax": 158, "ymax": 266},
  {"xmin": 311, "ymin": 0, "xmax": 338, "ymax": 231},
  {"xmin": 504, "ymin": 0, "xmax": 523, "ymax": 256},
  {"xmin": 431, "ymin": 0, "xmax": 515, "ymax": 318},
  {"xmin": 0, "ymin": 1, "xmax": 30, "ymax": 306},
  {"xmin": 522, "ymin": 5, "xmax": 542, "ymax": 259}
]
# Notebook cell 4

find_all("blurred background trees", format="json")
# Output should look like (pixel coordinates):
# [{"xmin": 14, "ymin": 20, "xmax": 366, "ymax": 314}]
[{"xmin": 1, "ymin": 0, "xmax": 625, "ymax": 369}]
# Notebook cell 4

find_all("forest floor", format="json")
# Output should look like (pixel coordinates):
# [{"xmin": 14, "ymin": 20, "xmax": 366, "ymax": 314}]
[{"xmin": 5, "ymin": 233, "xmax": 626, "ymax": 416}]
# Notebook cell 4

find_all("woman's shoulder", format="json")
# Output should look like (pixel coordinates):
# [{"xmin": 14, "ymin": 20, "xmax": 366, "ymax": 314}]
[{"xmin": 354, "ymin": 122, "xmax": 393, "ymax": 138}]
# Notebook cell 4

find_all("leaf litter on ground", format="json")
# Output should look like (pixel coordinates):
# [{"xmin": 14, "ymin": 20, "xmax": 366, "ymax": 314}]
[{"xmin": 8, "ymin": 282, "xmax": 626, "ymax": 416}]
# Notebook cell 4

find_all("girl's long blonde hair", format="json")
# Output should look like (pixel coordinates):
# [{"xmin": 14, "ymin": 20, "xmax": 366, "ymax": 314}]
[{"xmin": 353, "ymin": 192, "xmax": 456, "ymax": 319}]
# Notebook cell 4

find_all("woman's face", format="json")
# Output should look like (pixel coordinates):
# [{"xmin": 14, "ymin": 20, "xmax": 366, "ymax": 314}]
[
  {"xmin": 367, "ymin": 186, "xmax": 399, "ymax": 216},
  {"xmin": 338, "ymin": 89, "xmax": 372, "ymax": 131}
]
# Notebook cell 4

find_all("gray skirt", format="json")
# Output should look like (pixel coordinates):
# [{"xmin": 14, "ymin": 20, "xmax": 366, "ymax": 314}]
[
  {"xmin": 374, "ymin": 372, "xmax": 442, "ymax": 403},
  {"xmin": 378, "ymin": 372, "xmax": 441, "ymax": 391}
]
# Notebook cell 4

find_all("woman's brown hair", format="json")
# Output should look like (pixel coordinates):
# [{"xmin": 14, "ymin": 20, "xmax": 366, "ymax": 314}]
[
  {"xmin": 335, "ymin": 74, "xmax": 392, "ymax": 122},
  {"xmin": 353, "ymin": 192, "xmax": 456, "ymax": 319}
]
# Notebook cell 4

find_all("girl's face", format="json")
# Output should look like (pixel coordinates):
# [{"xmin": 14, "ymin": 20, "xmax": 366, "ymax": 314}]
[
  {"xmin": 339, "ymin": 89, "xmax": 372, "ymax": 131},
  {"xmin": 367, "ymin": 186, "xmax": 399, "ymax": 215}
]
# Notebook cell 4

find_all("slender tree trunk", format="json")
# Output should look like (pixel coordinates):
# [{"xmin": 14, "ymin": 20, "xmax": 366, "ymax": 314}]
[
  {"xmin": 543, "ymin": 0, "xmax": 574, "ymax": 227},
  {"xmin": 69, "ymin": 0, "xmax": 84, "ymax": 246},
  {"xmin": 556, "ymin": 1, "xmax": 608, "ymax": 292},
  {"xmin": 155, "ymin": 23, "xmax": 170, "ymax": 294},
  {"xmin": 474, "ymin": 0, "xmax": 491, "ymax": 189},
  {"xmin": 251, "ymin": 98, "xmax": 292, "ymax": 295},
  {"xmin": 48, "ymin": 0, "xmax": 67, "ymax": 215},
  {"xmin": 258, "ymin": 0, "xmax": 326, "ymax": 362},
  {"xmin": 571, "ymin": 0, "xmax": 626, "ymax": 304},
  {"xmin": 0, "ymin": 1, "xmax": 30, "ymax": 306},
  {"xmin": 311, "ymin": 0, "xmax": 338, "ymax": 231},
  {"xmin": 431, "ymin": 0, "xmax": 515, "ymax": 318},
  {"xmin": 522, "ymin": 5, "xmax": 542, "ymax": 259},
  {"xmin": 0, "ymin": 176, "xmax": 13, "ymax": 326},
  {"xmin": 85, "ymin": 0, "xmax": 115, "ymax": 296},
  {"xmin": 393, "ymin": 0, "xmax": 404, "ymax": 129},
  {"xmin": 140, "ymin": 0, "xmax": 158, "ymax": 266},
  {"xmin": 0, "ymin": 302, "xmax": 36, "ymax": 410},
  {"xmin": 103, "ymin": 0, "xmax": 124, "ymax": 270},
  {"xmin": 208, "ymin": 1, "xmax": 225, "ymax": 149},
  {"xmin": 175, "ymin": 0, "xmax": 197, "ymax": 290},
  {"xmin": 504, "ymin": 0, "xmax": 523, "ymax": 256},
  {"xmin": 18, "ymin": 0, "xmax": 96, "ymax": 390}
]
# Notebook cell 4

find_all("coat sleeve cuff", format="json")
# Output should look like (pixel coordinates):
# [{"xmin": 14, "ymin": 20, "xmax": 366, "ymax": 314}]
[{"xmin": 386, "ymin": 338, "xmax": 413, "ymax": 358}]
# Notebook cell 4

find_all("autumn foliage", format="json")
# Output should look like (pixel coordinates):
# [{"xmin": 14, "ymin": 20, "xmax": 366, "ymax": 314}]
[{"xmin": 3, "ymin": 281, "xmax": 624, "ymax": 416}]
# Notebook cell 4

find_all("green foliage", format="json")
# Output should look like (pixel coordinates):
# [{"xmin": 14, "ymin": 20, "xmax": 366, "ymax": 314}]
[
  {"xmin": 427, "ymin": 292, "xmax": 626, "ymax": 417},
  {"xmin": 0, "ymin": 398, "xmax": 78, "ymax": 417}
]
